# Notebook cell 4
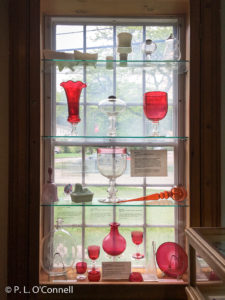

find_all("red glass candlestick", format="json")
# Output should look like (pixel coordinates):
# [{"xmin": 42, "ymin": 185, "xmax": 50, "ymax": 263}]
[
  {"xmin": 60, "ymin": 80, "xmax": 87, "ymax": 135},
  {"xmin": 102, "ymin": 222, "xmax": 126, "ymax": 256},
  {"xmin": 143, "ymin": 91, "xmax": 168, "ymax": 136},
  {"xmin": 131, "ymin": 231, "xmax": 144, "ymax": 259}
]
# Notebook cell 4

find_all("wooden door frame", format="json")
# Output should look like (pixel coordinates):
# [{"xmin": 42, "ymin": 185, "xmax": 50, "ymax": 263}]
[{"xmin": 7, "ymin": 0, "xmax": 221, "ymax": 299}]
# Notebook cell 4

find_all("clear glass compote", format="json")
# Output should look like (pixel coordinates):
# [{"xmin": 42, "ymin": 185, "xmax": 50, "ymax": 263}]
[
  {"xmin": 98, "ymin": 96, "xmax": 126, "ymax": 136},
  {"xmin": 97, "ymin": 148, "xmax": 127, "ymax": 203}
]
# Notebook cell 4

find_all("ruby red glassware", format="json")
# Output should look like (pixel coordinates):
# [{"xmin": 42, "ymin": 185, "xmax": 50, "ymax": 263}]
[
  {"xmin": 156, "ymin": 242, "xmax": 188, "ymax": 278},
  {"xmin": 102, "ymin": 222, "xmax": 126, "ymax": 257},
  {"xmin": 87, "ymin": 245, "xmax": 101, "ymax": 282},
  {"xmin": 88, "ymin": 269, "xmax": 101, "ymax": 282},
  {"xmin": 88, "ymin": 245, "xmax": 100, "ymax": 270},
  {"xmin": 143, "ymin": 91, "xmax": 168, "ymax": 136},
  {"xmin": 75, "ymin": 262, "xmax": 87, "ymax": 280},
  {"xmin": 129, "ymin": 272, "xmax": 143, "ymax": 282},
  {"xmin": 60, "ymin": 80, "xmax": 87, "ymax": 135},
  {"xmin": 131, "ymin": 231, "xmax": 144, "ymax": 259}
]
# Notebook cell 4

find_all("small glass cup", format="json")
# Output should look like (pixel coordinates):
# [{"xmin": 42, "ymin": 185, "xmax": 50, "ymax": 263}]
[
  {"xmin": 75, "ymin": 262, "xmax": 87, "ymax": 280},
  {"xmin": 131, "ymin": 231, "xmax": 144, "ymax": 259}
]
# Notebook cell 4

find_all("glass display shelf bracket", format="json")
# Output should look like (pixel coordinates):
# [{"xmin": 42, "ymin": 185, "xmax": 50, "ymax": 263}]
[
  {"xmin": 40, "ymin": 199, "xmax": 189, "ymax": 207},
  {"xmin": 42, "ymin": 58, "xmax": 189, "ymax": 74}
]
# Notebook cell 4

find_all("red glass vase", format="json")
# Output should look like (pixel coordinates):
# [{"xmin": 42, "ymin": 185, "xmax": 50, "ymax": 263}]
[
  {"xmin": 102, "ymin": 222, "xmax": 126, "ymax": 256},
  {"xmin": 143, "ymin": 91, "xmax": 168, "ymax": 136},
  {"xmin": 60, "ymin": 80, "xmax": 87, "ymax": 135}
]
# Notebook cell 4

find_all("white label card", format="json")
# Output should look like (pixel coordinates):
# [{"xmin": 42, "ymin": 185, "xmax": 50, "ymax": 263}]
[
  {"xmin": 102, "ymin": 262, "xmax": 131, "ymax": 280},
  {"xmin": 130, "ymin": 150, "xmax": 167, "ymax": 177}
]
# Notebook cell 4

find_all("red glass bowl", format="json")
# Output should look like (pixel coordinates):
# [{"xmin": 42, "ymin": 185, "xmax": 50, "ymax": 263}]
[
  {"xmin": 156, "ymin": 242, "xmax": 188, "ymax": 277},
  {"xmin": 129, "ymin": 272, "xmax": 143, "ymax": 282},
  {"xmin": 88, "ymin": 270, "xmax": 101, "ymax": 282}
]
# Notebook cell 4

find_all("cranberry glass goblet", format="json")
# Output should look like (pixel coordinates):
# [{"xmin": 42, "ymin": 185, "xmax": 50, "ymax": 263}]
[
  {"xmin": 97, "ymin": 148, "xmax": 127, "ymax": 203},
  {"xmin": 131, "ymin": 231, "xmax": 144, "ymax": 259},
  {"xmin": 87, "ymin": 245, "xmax": 101, "ymax": 281},
  {"xmin": 143, "ymin": 91, "xmax": 168, "ymax": 136},
  {"xmin": 60, "ymin": 80, "xmax": 87, "ymax": 135},
  {"xmin": 75, "ymin": 262, "xmax": 87, "ymax": 280},
  {"xmin": 88, "ymin": 245, "xmax": 100, "ymax": 271}
]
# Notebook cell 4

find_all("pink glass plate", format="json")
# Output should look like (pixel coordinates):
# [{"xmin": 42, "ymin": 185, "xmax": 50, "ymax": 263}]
[{"xmin": 156, "ymin": 242, "xmax": 188, "ymax": 277}]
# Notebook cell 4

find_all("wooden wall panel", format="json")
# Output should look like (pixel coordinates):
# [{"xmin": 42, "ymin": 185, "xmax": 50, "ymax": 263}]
[
  {"xmin": 41, "ymin": 0, "xmax": 189, "ymax": 17},
  {"xmin": 8, "ymin": 0, "xmax": 40, "ymax": 298},
  {"xmin": 199, "ymin": 0, "xmax": 221, "ymax": 226},
  {"xmin": 189, "ymin": 0, "xmax": 221, "ymax": 227}
]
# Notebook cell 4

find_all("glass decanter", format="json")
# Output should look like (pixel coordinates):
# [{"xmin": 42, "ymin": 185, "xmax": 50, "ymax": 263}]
[
  {"xmin": 97, "ymin": 147, "xmax": 127, "ymax": 203},
  {"xmin": 41, "ymin": 218, "xmax": 76, "ymax": 276},
  {"xmin": 60, "ymin": 80, "xmax": 87, "ymax": 135},
  {"xmin": 143, "ymin": 91, "xmax": 168, "ymax": 136},
  {"xmin": 98, "ymin": 96, "xmax": 126, "ymax": 136},
  {"xmin": 102, "ymin": 222, "xmax": 126, "ymax": 256}
]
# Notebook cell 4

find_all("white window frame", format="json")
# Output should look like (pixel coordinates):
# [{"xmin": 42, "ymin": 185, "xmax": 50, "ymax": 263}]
[{"xmin": 43, "ymin": 16, "xmax": 186, "ymax": 267}]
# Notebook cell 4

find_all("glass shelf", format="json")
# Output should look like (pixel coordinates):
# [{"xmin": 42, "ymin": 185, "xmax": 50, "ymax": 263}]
[
  {"xmin": 42, "ymin": 59, "xmax": 189, "ymax": 74},
  {"xmin": 41, "ymin": 199, "xmax": 189, "ymax": 207},
  {"xmin": 42, "ymin": 136, "xmax": 188, "ymax": 144}
]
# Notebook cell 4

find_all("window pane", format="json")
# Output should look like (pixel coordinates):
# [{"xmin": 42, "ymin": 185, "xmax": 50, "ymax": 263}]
[
  {"xmin": 54, "ymin": 146, "xmax": 83, "ymax": 184},
  {"xmin": 56, "ymin": 25, "xmax": 84, "ymax": 51}
]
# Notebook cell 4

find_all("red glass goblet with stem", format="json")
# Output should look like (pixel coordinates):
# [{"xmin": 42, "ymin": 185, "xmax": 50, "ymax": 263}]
[
  {"xmin": 131, "ymin": 231, "xmax": 144, "ymax": 259},
  {"xmin": 143, "ymin": 91, "xmax": 168, "ymax": 136},
  {"xmin": 75, "ymin": 262, "xmax": 87, "ymax": 280},
  {"xmin": 87, "ymin": 245, "xmax": 101, "ymax": 282}
]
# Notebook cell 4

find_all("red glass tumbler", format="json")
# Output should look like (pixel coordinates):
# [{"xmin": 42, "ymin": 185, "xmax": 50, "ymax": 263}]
[
  {"xmin": 143, "ymin": 91, "xmax": 168, "ymax": 136},
  {"xmin": 60, "ymin": 80, "xmax": 87, "ymax": 135},
  {"xmin": 131, "ymin": 231, "xmax": 144, "ymax": 259},
  {"xmin": 76, "ymin": 262, "xmax": 87, "ymax": 280}
]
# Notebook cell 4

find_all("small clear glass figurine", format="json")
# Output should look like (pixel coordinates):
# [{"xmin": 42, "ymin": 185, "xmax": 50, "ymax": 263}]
[
  {"xmin": 142, "ymin": 39, "xmax": 157, "ymax": 60},
  {"xmin": 98, "ymin": 96, "xmax": 126, "ymax": 136}
]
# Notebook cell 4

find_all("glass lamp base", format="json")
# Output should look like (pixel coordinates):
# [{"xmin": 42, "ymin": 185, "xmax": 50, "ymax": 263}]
[{"xmin": 132, "ymin": 253, "xmax": 144, "ymax": 259}]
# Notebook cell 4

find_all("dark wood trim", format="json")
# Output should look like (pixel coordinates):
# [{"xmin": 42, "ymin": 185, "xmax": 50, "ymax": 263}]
[
  {"xmin": 189, "ymin": 0, "xmax": 221, "ymax": 227},
  {"xmin": 199, "ymin": 0, "xmax": 221, "ymax": 226},
  {"xmin": 8, "ymin": 0, "xmax": 40, "ymax": 298},
  {"xmin": 189, "ymin": 0, "xmax": 201, "ymax": 227},
  {"xmin": 8, "ymin": 0, "xmax": 31, "ymax": 298}
]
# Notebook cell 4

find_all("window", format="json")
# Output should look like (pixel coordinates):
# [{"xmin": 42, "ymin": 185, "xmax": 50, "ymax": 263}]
[{"xmin": 42, "ymin": 17, "xmax": 186, "ymax": 275}]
